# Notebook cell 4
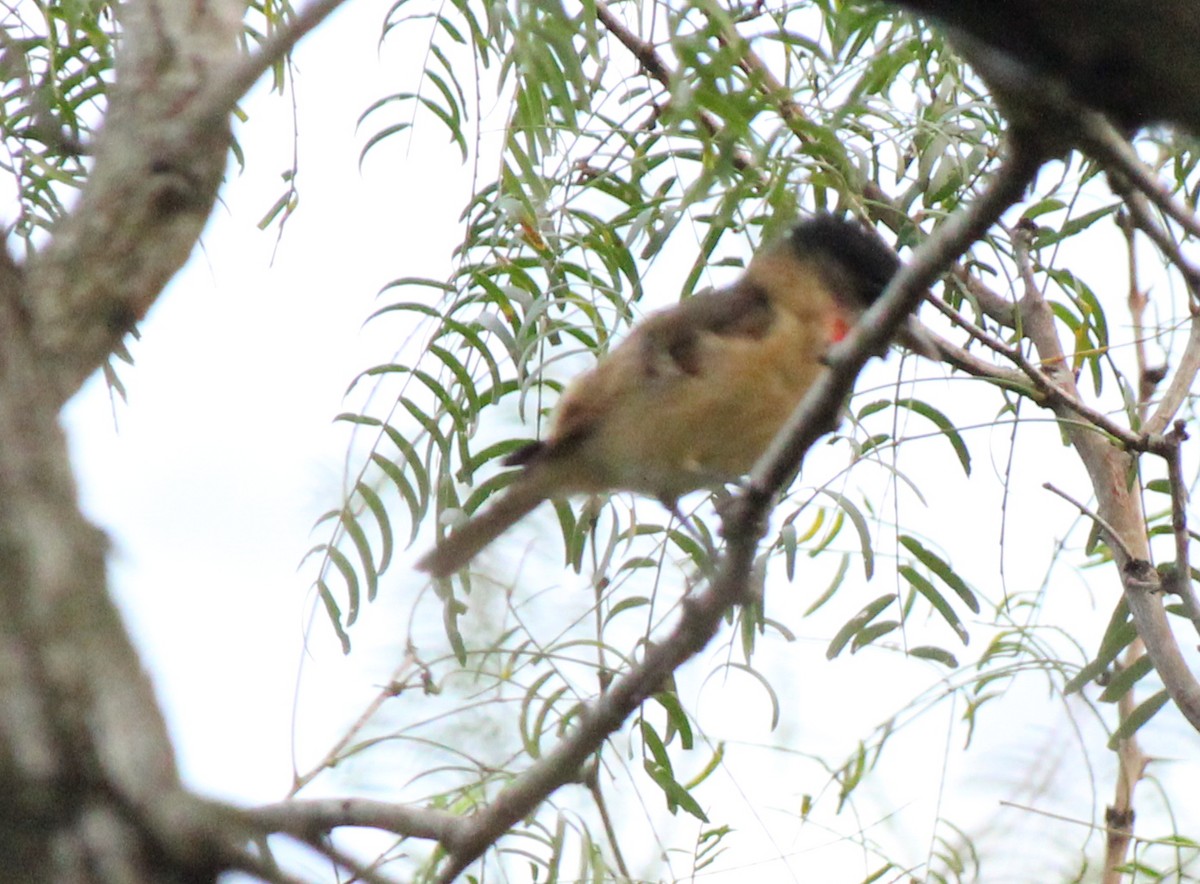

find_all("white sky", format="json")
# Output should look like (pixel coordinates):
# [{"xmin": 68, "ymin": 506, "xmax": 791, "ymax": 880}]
[
  {"xmin": 56, "ymin": 1, "xmax": 1200, "ymax": 880},
  {"xmin": 63, "ymin": 0, "xmax": 445, "ymax": 800}
]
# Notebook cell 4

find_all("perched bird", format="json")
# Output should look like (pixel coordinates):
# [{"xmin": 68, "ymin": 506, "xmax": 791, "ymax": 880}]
[{"xmin": 417, "ymin": 214, "xmax": 923, "ymax": 577}]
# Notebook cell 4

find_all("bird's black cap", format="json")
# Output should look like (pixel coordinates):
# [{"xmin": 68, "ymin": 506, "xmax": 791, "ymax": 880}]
[{"xmin": 789, "ymin": 214, "xmax": 901, "ymax": 307}]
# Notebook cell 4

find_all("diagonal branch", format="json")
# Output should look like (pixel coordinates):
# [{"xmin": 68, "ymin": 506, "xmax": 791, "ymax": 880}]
[
  {"xmin": 1145, "ymin": 308, "xmax": 1200, "ymax": 436},
  {"xmin": 1160, "ymin": 422, "xmax": 1200, "ymax": 637},
  {"xmin": 428, "ymin": 134, "xmax": 1042, "ymax": 883},
  {"xmin": 1079, "ymin": 113, "xmax": 1200, "ymax": 240},
  {"xmin": 199, "ymin": 0, "xmax": 356, "ymax": 128}
]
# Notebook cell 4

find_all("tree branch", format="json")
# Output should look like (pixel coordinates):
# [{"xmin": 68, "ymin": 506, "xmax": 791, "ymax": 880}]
[
  {"xmin": 198, "ymin": 0, "xmax": 356, "ymax": 129},
  {"xmin": 24, "ymin": 0, "xmax": 244, "ymax": 398},
  {"xmin": 24, "ymin": 0, "xmax": 356, "ymax": 401},
  {"xmin": 425, "ymin": 134, "xmax": 1043, "ymax": 882},
  {"xmin": 1077, "ymin": 112, "xmax": 1200, "ymax": 240},
  {"xmin": 1145, "ymin": 308, "xmax": 1200, "ymax": 437},
  {"xmin": 1011, "ymin": 189, "xmax": 1200, "ymax": 734},
  {"xmin": 0, "ymin": 0, "xmax": 361, "ymax": 877},
  {"xmin": 252, "ymin": 796, "xmax": 470, "ymax": 847},
  {"xmin": 1160, "ymin": 422, "xmax": 1200, "ymax": 636}
]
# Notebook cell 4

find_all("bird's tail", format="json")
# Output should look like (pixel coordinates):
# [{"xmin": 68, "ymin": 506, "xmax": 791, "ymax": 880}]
[{"xmin": 415, "ymin": 480, "xmax": 549, "ymax": 578}]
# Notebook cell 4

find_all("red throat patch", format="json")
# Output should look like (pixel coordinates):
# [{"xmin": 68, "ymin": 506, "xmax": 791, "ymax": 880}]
[{"xmin": 829, "ymin": 314, "xmax": 852, "ymax": 342}]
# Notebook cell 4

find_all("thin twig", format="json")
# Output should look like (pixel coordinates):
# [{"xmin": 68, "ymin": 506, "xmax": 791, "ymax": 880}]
[
  {"xmin": 923, "ymin": 322, "xmax": 1032, "ymax": 389},
  {"xmin": 950, "ymin": 263, "xmax": 1023, "ymax": 329},
  {"xmin": 1161, "ymin": 421, "xmax": 1200, "ymax": 637},
  {"xmin": 219, "ymin": 847, "xmax": 311, "ymax": 884},
  {"xmin": 1145, "ymin": 307, "xmax": 1200, "ymax": 436},
  {"xmin": 1116, "ymin": 205, "xmax": 1156, "ymax": 423},
  {"xmin": 922, "ymin": 273, "xmax": 1161, "ymax": 452},
  {"xmin": 290, "ymin": 654, "xmax": 417, "ymax": 796},
  {"xmin": 1111, "ymin": 179, "xmax": 1200, "ymax": 300},
  {"xmin": 297, "ymin": 834, "xmax": 398, "ymax": 884},
  {"xmin": 583, "ymin": 764, "xmax": 632, "ymax": 880},
  {"xmin": 1012, "ymin": 218, "xmax": 1044, "ymax": 305},
  {"xmin": 1042, "ymin": 482, "xmax": 1135, "ymax": 562},
  {"xmin": 249, "ymin": 797, "xmax": 465, "ymax": 846}
]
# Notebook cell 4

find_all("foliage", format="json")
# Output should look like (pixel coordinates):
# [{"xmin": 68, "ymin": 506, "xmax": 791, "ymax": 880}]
[
  {"xmin": 0, "ymin": 0, "xmax": 115, "ymax": 245},
  {"xmin": 0, "ymin": 0, "xmax": 294, "ymax": 250},
  {"xmin": 285, "ymin": 0, "xmax": 1200, "ymax": 881}
]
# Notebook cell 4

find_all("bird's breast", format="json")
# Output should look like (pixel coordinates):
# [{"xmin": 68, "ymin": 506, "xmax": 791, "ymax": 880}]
[{"xmin": 547, "ymin": 307, "xmax": 830, "ymax": 499}]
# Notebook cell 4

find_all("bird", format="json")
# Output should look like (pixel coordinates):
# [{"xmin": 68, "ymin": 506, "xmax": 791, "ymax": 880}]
[{"xmin": 416, "ymin": 214, "xmax": 925, "ymax": 577}]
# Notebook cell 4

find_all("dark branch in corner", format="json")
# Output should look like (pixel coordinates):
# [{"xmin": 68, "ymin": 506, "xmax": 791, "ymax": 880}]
[
  {"xmin": 1078, "ymin": 113, "xmax": 1200, "ymax": 241},
  {"xmin": 1109, "ymin": 178, "xmax": 1200, "ymax": 300}
]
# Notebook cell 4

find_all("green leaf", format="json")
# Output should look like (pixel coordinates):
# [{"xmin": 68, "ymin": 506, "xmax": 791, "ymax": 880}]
[
  {"xmin": 909, "ymin": 645, "xmax": 959, "ymax": 668},
  {"xmin": 338, "ymin": 508, "xmax": 378, "ymax": 603},
  {"xmin": 899, "ymin": 535, "xmax": 980, "ymax": 613},
  {"xmin": 315, "ymin": 579, "xmax": 351, "ymax": 654},
  {"xmin": 1098, "ymin": 654, "xmax": 1155, "ymax": 703},
  {"xmin": 1034, "ymin": 203, "xmax": 1119, "ymax": 248},
  {"xmin": 307, "ymin": 543, "xmax": 361, "ymax": 627},
  {"xmin": 519, "ymin": 671, "xmax": 558, "ymax": 759},
  {"xmin": 1065, "ymin": 599, "xmax": 1136, "ymax": 693},
  {"xmin": 827, "ymin": 594, "xmax": 895, "ymax": 660},
  {"xmin": 644, "ymin": 758, "xmax": 709, "ymax": 822},
  {"xmin": 820, "ymin": 491, "xmax": 874, "ymax": 578},
  {"xmin": 851, "ymin": 619, "xmax": 900, "ymax": 652},
  {"xmin": 1107, "ymin": 690, "xmax": 1170, "ymax": 749},
  {"xmin": 354, "ymin": 481, "xmax": 393, "ymax": 576},
  {"xmin": 894, "ymin": 398, "xmax": 971, "ymax": 475},
  {"xmin": 371, "ymin": 453, "xmax": 425, "ymax": 544},
  {"xmin": 640, "ymin": 718, "xmax": 672, "ymax": 774},
  {"xmin": 900, "ymin": 565, "xmax": 969, "ymax": 644},
  {"xmin": 653, "ymin": 690, "xmax": 694, "ymax": 749},
  {"xmin": 684, "ymin": 743, "xmax": 725, "ymax": 790},
  {"xmin": 603, "ymin": 595, "xmax": 650, "ymax": 627},
  {"xmin": 804, "ymin": 554, "xmax": 850, "ymax": 616}
]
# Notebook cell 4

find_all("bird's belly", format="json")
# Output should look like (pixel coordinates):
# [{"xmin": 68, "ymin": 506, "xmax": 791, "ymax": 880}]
[{"xmin": 585, "ymin": 329, "xmax": 825, "ymax": 497}]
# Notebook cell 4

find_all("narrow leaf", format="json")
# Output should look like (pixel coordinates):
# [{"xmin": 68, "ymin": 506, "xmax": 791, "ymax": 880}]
[
  {"xmin": 901, "ymin": 565, "xmax": 969, "ymax": 644},
  {"xmin": 1107, "ymin": 690, "xmax": 1170, "ymax": 749}
]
